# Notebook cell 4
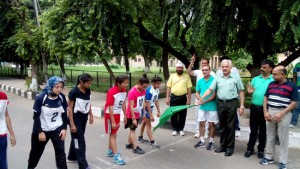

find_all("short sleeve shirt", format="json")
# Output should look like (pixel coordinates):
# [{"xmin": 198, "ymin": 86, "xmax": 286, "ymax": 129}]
[
  {"xmin": 145, "ymin": 86, "xmax": 159, "ymax": 107},
  {"xmin": 196, "ymin": 76, "xmax": 217, "ymax": 111},
  {"xmin": 33, "ymin": 92, "xmax": 67, "ymax": 132},
  {"xmin": 209, "ymin": 73, "xmax": 244, "ymax": 100},
  {"xmin": 68, "ymin": 86, "xmax": 91, "ymax": 114},
  {"xmin": 293, "ymin": 62, "xmax": 300, "ymax": 92},
  {"xmin": 104, "ymin": 85, "xmax": 127, "ymax": 114},
  {"xmin": 265, "ymin": 80, "xmax": 299, "ymax": 108},
  {"xmin": 126, "ymin": 86, "xmax": 146, "ymax": 119},
  {"xmin": 167, "ymin": 73, "xmax": 192, "ymax": 96},
  {"xmin": 251, "ymin": 75, "xmax": 273, "ymax": 106},
  {"xmin": 0, "ymin": 92, "xmax": 8, "ymax": 136}
]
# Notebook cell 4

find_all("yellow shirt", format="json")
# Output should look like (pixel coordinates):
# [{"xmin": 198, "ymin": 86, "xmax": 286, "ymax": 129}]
[{"xmin": 167, "ymin": 73, "xmax": 192, "ymax": 96}]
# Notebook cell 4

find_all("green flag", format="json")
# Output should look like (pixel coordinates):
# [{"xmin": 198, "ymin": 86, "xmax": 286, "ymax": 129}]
[{"xmin": 153, "ymin": 104, "xmax": 196, "ymax": 132}]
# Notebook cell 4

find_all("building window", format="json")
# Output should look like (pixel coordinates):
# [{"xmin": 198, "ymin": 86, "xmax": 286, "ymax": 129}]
[{"xmin": 138, "ymin": 58, "xmax": 142, "ymax": 62}]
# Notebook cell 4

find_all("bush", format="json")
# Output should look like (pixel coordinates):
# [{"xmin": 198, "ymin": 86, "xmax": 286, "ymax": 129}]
[{"xmin": 109, "ymin": 64, "xmax": 122, "ymax": 69}]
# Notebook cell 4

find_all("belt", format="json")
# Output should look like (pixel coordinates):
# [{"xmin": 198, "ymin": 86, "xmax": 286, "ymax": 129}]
[
  {"xmin": 171, "ymin": 93, "xmax": 186, "ymax": 97},
  {"xmin": 218, "ymin": 98, "xmax": 237, "ymax": 102},
  {"xmin": 251, "ymin": 104, "xmax": 263, "ymax": 108}
]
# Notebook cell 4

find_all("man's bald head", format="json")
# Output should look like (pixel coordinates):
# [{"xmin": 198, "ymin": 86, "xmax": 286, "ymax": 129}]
[
  {"xmin": 273, "ymin": 65, "xmax": 287, "ymax": 75},
  {"xmin": 272, "ymin": 65, "xmax": 287, "ymax": 83}
]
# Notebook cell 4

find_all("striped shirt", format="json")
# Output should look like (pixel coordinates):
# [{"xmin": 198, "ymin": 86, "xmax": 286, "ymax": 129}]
[{"xmin": 265, "ymin": 80, "xmax": 299, "ymax": 108}]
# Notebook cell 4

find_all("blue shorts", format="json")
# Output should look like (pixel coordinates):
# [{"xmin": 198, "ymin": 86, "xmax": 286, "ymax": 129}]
[{"xmin": 142, "ymin": 106, "xmax": 154, "ymax": 118}]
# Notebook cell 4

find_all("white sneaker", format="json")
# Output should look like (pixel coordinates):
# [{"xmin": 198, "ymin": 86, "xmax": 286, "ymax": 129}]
[
  {"xmin": 204, "ymin": 132, "xmax": 209, "ymax": 139},
  {"xmin": 67, "ymin": 159, "xmax": 77, "ymax": 163},
  {"xmin": 235, "ymin": 130, "xmax": 241, "ymax": 137},
  {"xmin": 180, "ymin": 131, "xmax": 185, "ymax": 136},
  {"xmin": 172, "ymin": 131, "xmax": 177, "ymax": 136},
  {"xmin": 194, "ymin": 132, "xmax": 200, "ymax": 138},
  {"xmin": 289, "ymin": 124, "xmax": 295, "ymax": 129}
]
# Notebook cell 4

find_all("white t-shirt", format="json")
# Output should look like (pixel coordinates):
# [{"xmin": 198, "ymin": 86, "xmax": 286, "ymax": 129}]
[
  {"xmin": 0, "ymin": 100, "xmax": 8, "ymax": 135},
  {"xmin": 193, "ymin": 70, "xmax": 216, "ymax": 82},
  {"xmin": 216, "ymin": 67, "xmax": 240, "ymax": 77}
]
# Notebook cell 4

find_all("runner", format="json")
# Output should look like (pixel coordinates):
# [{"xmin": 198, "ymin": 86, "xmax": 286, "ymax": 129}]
[
  {"xmin": 138, "ymin": 76, "xmax": 162, "ymax": 148},
  {"xmin": 0, "ymin": 91, "xmax": 16, "ymax": 169},
  {"xmin": 125, "ymin": 74, "xmax": 149, "ymax": 154},
  {"xmin": 27, "ymin": 76, "xmax": 68, "ymax": 169},
  {"xmin": 104, "ymin": 75, "xmax": 128, "ymax": 165},
  {"xmin": 67, "ymin": 73, "xmax": 94, "ymax": 169}
]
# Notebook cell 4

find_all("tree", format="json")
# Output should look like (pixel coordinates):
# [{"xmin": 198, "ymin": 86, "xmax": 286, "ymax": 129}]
[{"xmin": 191, "ymin": 0, "xmax": 300, "ymax": 76}]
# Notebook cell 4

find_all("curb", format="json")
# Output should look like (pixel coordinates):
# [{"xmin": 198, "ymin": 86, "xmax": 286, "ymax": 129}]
[{"xmin": 0, "ymin": 83, "xmax": 39, "ymax": 100}]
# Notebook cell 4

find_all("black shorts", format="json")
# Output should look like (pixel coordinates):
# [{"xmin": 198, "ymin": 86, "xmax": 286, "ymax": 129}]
[{"xmin": 125, "ymin": 118, "xmax": 140, "ymax": 130}]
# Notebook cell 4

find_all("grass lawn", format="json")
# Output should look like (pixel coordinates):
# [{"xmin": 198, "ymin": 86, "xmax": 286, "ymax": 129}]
[{"xmin": 46, "ymin": 65, "xmax": 176, "ymax": 92}]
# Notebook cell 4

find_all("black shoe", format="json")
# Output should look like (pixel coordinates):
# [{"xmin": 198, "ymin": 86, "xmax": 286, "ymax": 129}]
[
  {"xmin": 257, "ymin": 151, "xmax": 264, "ymax": 159},
  {"xmin": 126, "ymin": 143, "xmax": 133, "ymax": 149},
  {"xmin": 215, "ymin": 147, "xmax": 226, "ymax": 153},
  {"xmin": 225, "ymin": 151, "xmax": 233, "ymax": 157},
  {"xmin": 244, "ymin": 150, "xmax": 253, "ymax": 158}
]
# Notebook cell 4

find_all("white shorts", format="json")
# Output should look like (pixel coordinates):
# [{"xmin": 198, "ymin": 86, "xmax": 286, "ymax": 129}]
[{"xmin": 197, "ymin": 109, "xmax": 219, "ymax": 124}]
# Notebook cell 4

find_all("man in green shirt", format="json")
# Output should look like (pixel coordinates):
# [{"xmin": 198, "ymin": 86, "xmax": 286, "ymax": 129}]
[
  {"xmin": 290, "ymin": 61, "xmax": 300, "ymax": 128},
  {"xmin": 199, "ymin": 59, "xmax": 245, "ymax": 157},
  {"xmin": 244, "ymin": 59, "xmax": 274, "ymax": 159}
]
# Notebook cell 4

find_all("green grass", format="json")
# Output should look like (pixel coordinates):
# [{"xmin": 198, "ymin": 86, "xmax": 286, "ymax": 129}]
[{"xmin": 46, "ymin": 65, "xmax": 176, "ymax": 92}]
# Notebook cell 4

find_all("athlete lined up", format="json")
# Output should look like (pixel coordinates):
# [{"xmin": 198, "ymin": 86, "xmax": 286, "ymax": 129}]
[
  {"xmin": 104, "ymin": 75, "xmax": 128, "ymax": 165},
  {"xmin": 138, "ymin": 76, "xmax": 162, "ymax": 148},
  {"xmin": 67, "ymin": 73, "xmax": 94, "ymax": 169},
  {"xmin": 27, "ymin": 76, "xmax": 68, "ymax": 169},
  {"xmin": 125, "ymin": 74, "xmax": 149, "ymax": 154}
]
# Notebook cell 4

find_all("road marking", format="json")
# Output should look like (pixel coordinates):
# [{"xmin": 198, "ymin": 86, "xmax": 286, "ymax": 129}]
[
  {"xmin": 96, "ymin": 157, "xmax": 112, "ymax": 166},
  {"xmin": 88, "ymin": 162, "xmax": 102, "ymax": 169},
  {"xmin": 108, "ymin": 135, "xmax": 193, "ymax": 169}
]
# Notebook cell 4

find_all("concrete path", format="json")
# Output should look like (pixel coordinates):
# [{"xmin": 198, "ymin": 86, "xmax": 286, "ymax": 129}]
[{"xmin": 1, "ymin": 76, "xmax": 300, "ymax": 149}]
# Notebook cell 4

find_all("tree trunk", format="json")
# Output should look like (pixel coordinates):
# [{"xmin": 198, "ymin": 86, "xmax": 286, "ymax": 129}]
[
  {"xmin": 30, "ymin": 60, "xmax": 38, "ymax": 92},
  {"xmin": 124, "ymin": 56, "xmax": 130, "ymax": 72},
  {"xmin": 122, "ymin": 44, "xmax": 130, "ymax": 73},
  {"xmin": 246, "ymin": 54, "xmax": 267, "ymax": 77},
  {"xmin": 97, "ymin": 53, "xmax": 115, "ymax": 83},
  {"xmin": 162, "ymin": 48, "xmax": 169, "ymax": 81},
  {"xmin": 143, "ymin": 54, "xmax": 150, "ymax": 73},
  {"xmin": 115, "ymin": 57, "xmax": 122, "ymax": 65},
  {"xmin": 42, "ymin": 52, "xmax": 48, "ymax": 82},
  {"xmin": 279, "ymin": 49, "xmax": 300, "ymax": 66},
  {"xmin": 58, "ymin": 57, "xmax": 67, "ymax": 81},
  {"xmin": 162, "ymin": 15, "xmax": 170, "ymax": 82},
  {"xmin": 20, "ymin": 60, "xmax": 24, "ymax": 76}
]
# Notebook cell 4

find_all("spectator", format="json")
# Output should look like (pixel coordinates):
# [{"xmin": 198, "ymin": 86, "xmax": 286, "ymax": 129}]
[
  {"xmin": 166, "ymin": 62, "xmax": 192, "ymax": 136},
  {"xmin": 260, "ymin": 65, "xmax": 299, "ymax": 169},
  {"xmin": 244, "ymin": 59, "xmax": 274, "ymax": 159},
  {"xmin": 290, "ymin": 61, "xmax": 300, "ymax": 128},
  {"xmin": 199, "ymin": 59, "xmax": 245, "ymax": 157},
  {"xmin": 188, "ymin": 54, "xmax": 215, "ymax": 138}
]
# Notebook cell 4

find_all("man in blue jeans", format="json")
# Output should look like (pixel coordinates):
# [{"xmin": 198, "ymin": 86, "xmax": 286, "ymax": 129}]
[{"xmin": 290, "ymin": 61, "xmax": 300, "ymax": 128}]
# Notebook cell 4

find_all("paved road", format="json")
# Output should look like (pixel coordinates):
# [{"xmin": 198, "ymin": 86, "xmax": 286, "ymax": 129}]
[{"xmin": 4, "ymin": 91, "xmax": 300, "ymax": 169}]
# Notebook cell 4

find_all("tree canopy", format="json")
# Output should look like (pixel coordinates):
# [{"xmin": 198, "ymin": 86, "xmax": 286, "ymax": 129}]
[{"xmin": 0, "ymin": 0, "xmax": 299, "ymax": 81}]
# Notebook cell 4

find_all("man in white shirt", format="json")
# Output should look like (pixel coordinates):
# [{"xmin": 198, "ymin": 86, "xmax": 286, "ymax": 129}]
[{"xmin": 188, "ymin": 54, "xmax": 215, "ymax": 138}]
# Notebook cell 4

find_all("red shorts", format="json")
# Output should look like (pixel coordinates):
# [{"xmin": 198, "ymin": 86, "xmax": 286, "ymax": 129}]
[{"xmin": 105, "ymin": 113, "xmax": 120, "ymax": 134}]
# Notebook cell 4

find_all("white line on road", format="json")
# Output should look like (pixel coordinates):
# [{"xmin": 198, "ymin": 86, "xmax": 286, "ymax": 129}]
[
  {"xmin": 96, "ymin": 157, "xmax": 112, "ymax": 166},
  {"xmin": 108, "ymin": 135, "xmax": 193, "ymax": 169},
  {"xmin": 88, "ymin": 162, "xmax": 103, "ymax": 169}
]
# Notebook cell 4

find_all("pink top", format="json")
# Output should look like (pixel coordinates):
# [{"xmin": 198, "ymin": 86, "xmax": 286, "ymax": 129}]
[{"xmin": 126, "ymin": 86, "xmax": 146, "ymax": 119}]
